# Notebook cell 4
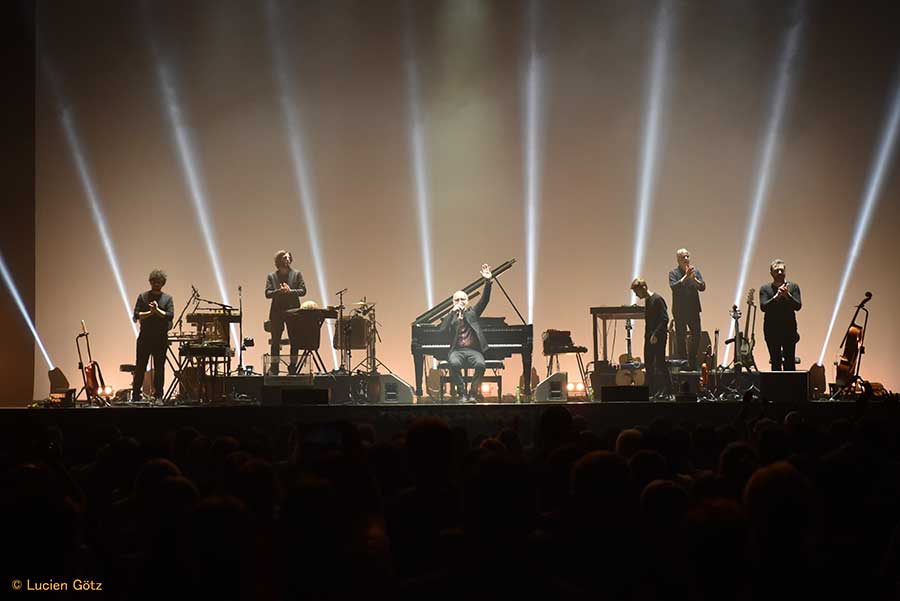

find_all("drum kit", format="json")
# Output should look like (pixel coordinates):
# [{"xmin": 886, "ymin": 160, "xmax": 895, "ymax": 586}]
[{"xmin": 328, "ymin": 291, "xmax": 392, "ymax": 403}]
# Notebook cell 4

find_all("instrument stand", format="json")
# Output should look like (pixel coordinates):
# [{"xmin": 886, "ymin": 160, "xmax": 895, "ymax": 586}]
[
  {"xmin": 332, "ymin": 288, "xmax": 351, "ymax": 374},
  {"xmin": 75, "ymin": 324, "xmax": 109, "ymax": 407},
  {"xmin": 717, "ymin": 305, "xmax": 758, "ymax": 401},
  {"xmin": 352, "ymin": 303, "xmax": 393, "ymax": 376}
]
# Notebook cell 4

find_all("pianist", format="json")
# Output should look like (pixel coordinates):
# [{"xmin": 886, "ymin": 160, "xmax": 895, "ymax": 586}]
[
  {"xmin": 265, "ymin": 250, "xmax": 307, "ymax": 375},
  {"xmin": 131, "ymin": 269, "xmax": 174, "ymax": 402},
  {"xmin": 440, "ymin": 263, "xmax": 494, "ymax": 402}
]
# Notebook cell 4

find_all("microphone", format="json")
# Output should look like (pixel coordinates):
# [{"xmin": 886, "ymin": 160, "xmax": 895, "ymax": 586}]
[{"xmin": 335, "ymin": 287, "xmax": 348, "ymax": 296}]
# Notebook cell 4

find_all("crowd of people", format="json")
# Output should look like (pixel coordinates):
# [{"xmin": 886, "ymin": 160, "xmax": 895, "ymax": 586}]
[{"xmin": 3, "ymin": 397, "xmax": 900, "ymax": 600}]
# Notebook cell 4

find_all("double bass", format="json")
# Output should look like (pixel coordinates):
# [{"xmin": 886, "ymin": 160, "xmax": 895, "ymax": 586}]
[{"xmin": 834, "ymin": 292, "xmax": 872, "ymax": 390}]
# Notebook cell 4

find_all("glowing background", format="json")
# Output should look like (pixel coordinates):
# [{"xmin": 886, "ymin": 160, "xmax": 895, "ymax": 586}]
[{"xmin": 30, "ymin": 1, "xmax": 900, "ymax": 398}]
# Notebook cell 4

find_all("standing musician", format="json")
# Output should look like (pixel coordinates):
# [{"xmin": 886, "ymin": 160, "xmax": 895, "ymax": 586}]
[
  {"xmin": 440, "ymin": 263, "xmax": 493, "ymax": 403},
  {"xmin": 759, "ymin": 259, "xmax": 801, "ymax": 371},
  {"xmin": 131, "ymin": 269, "xmax": 174, "ymax": 401},
  {"xmin": 668, "ymin": 248, "xmax": 706, "ymax": 370},
  {"xmin": 631, "ymin": 277, "xmax": 672, "ymax": 398},
  {"xmin": 265, "ymin": 250, "xmax": 307, "ymax": 375}
]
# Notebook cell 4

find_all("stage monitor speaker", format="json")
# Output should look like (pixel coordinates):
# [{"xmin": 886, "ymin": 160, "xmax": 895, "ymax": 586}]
[
  {"xmin": 759, "ymin": 370, "xmax": 809, "ymax": 403},
  {"xmin": 599, "ymin": 385, "xmax": 649, "ymax": 402},
  {"xmin": 378, "ymin": 374, "xmax": 415, "ymax": 404},
  {"xmin": 535, "ymin": 372, "xmax": 567, "ymax": 402}
]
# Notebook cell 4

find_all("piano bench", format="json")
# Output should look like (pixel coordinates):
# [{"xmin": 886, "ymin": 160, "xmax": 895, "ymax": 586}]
[{"xmin": 437, "ymin": 361, "xmax": 504, "ymax": 401}]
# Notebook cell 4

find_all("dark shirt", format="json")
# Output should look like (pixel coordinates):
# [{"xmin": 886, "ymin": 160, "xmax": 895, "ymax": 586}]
[
  {"xmin": 645, "ymin": 293, "xmax": 669, "ymax": 341},
  {"xmin": 455, "ymin": 314, "xmax": 477, "ymax": 349},
  {"xmin": 668, "ymin": 266, "xmax": 705, "ymax": 319},
  {"xmin": 132, "ymin": 291, "xmax": 174, "ymax": 337},
  {"xmin": 265, "ymin": 269, "xmax": 307, "ymax": 319},
  {"xmin": 759, "ymin": 281, "xmax": 801, "ymax": 331}
]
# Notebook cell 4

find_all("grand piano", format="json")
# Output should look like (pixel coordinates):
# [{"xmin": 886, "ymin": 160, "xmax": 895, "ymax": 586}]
[{"xmin": 411, "ymin": 258, "xmax": 534, "ymax": 398}]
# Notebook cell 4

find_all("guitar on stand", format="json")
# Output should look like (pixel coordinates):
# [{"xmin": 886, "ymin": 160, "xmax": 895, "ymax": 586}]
[
  {"xmin": 829, "ymin": 291, "xmax": 872, "ymax": 400},
  {"xmin": 615, "ymin": 319, "xmax": 645, "ymax": 386},
  {"xmin": 76, "ymin": 320, "xmax": 110, "ymax": 406},
  {"xmin": 737, "ymin": 288, "xmax": 758, "ymax": 372}
]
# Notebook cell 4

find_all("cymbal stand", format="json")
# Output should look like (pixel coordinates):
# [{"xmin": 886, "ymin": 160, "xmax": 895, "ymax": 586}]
[{"xmin": 352, "ymin": 303, "xmax": 392, "ymax": 375}]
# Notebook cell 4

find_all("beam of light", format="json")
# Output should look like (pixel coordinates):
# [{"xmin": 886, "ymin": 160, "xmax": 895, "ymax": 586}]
[
  {"xmin": 0, "ymin": 253, "xmax": 54, "ymax": 370},
  {"xmin": 265, "ymin": 0, "xmax": 337, "ymax": 367},
  {"xmin": 817, "ymin": 72, "xmax": 900, "ymax": 365},
  {"xmin": 631, "ymin": 0, "xmax": 674, "ymax": 302},
  {"xmin": 723, "ymin": 2, "xmax": 804, "ymax": 366},
  {"xmin": 39, "ymin": 53, "xmax": 138, "ymax": 337},
  {"xmin": 523, "ymin": 0, "xmax": 544, "ymax": 324},
  {"xmin": 143, "ymin": 17, "xmax": 237, "ymax": 347},
  {"xmin": 404, "ymin": 1, "xmax": 435, "ymax": 308}
]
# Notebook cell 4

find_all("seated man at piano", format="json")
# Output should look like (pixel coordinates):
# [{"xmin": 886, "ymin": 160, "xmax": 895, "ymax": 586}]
[
  {"xmin": 440, "ymin": 263, "xmax": 494, "ymax": 402},
  {"xmin": 131, "ymin": 269, "xmax": 174, "ymax": 402},
  {"xmin": 265, "ymin": 249, "xmax": 307, "ymax": 374}
]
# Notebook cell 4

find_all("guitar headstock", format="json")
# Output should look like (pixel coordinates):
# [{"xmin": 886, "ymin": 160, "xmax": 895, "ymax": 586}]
[{"xmin": 746, "ymin": 288, "xmax": 756, "ymax": 307}]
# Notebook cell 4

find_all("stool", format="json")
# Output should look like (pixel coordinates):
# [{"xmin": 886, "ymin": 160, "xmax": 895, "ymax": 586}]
[{"xmin": 438, "ymin": 360, "xmax": 504, "ymax": 401}]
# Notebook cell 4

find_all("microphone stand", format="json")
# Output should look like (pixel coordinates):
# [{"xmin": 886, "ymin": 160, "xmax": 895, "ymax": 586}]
[{"xmin": 237, "ymin": 285, "xmax": 245, "ymax": 375}]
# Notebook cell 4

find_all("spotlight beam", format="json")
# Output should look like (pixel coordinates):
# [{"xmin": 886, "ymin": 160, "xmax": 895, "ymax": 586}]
[
  {"xmin": 404, "ymin": 2, "xmax": 435, "ymax": 308},
  {"xmin": 143, "ymin": 15, "xmax": 236, "ymax": 346},
  {"xmin": 265, "ymin": 0, "xmax": 337, "ymax": 367},
  {"xmin": 723, "ymin": 2, "xmax": 804, "ymax": 365},
  {"xmin": 818, "ymin": 72, "xmax": 900, "ymax": 365},
  {"xmin": 524, "ymin": 0, "xmax": 544, "ymax": 324},
  {"xmin": 0, "ymin": 253, "xmax": 54, "ymax": 370},
  {"xmin": 39, "ymin": 53, "xmax": 137, "ymax": 337},
  {"xmin": 631, "ymin": 0, "xmax": 674, "ymax": 300}
]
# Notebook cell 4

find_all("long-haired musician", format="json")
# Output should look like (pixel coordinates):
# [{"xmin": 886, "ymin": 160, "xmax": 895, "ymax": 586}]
[
  {"xmin": 265, "ymin": 250, "xmax": 307, "ymax": 374},
  {"xmin": 131, "ymin": 269, "xmax": 174, "ymax": 401},
  {"xmin": 440, "ymin": 263, "xmax": 493, "ymax": 402}
]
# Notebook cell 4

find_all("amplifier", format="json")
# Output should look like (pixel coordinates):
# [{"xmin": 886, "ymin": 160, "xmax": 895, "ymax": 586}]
[
  {"xmin": 598, "ymin": 385, "xmax": 649, "ymax": 402},
  {"xmin": 759, "ymin": 370, "xmax": 809, "ymax": 403}
]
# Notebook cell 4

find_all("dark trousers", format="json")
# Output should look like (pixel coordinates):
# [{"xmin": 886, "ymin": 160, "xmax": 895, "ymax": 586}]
[
  {"xmin": 674, "ymin": 314, "xmax": 701, "ymax": 369},
  {"xmin": 765, "ymin": 331, "xmax": 796, "ymax": 371},
  {"xmin": 644, "ymin": 335, "xmax": 671, "ymax": 396},
  {"xmin": 270, "ymin": 316, "xmax": 303, "ymax": 374},
  {"xmin": 448, "ymin": 348, "xmax": 486, "ymax": 396},
  {"xmin": 133, "ymin": 334, "xmax": 167, "ymax": 400}
]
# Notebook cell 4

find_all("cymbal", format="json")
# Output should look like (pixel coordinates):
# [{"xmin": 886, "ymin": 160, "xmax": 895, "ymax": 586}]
[{"xmin": 352, "ymin": 301, "xmax": 375, "ymax": 306}]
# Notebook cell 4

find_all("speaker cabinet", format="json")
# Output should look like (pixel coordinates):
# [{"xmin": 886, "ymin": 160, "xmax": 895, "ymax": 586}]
[
  {"xmin": 759, "ymin": 370, "xmax": 809, "ymax": 403},
  {"xmin": 262, "ymin": 375, "xmax": 329, "ymax": 406},
  {"xmin": 535, "ymin": 372, "xmax": 568, "ymax": 402},
  {"xmin": 377, "ymin": 374, "xmax": 415, "ymax": 404}
]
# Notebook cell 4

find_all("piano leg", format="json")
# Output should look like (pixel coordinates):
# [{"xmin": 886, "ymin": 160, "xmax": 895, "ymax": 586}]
[
  {"xmin": 523, "ymin": 351, "xmax": 533, "ymax": 400},
  {"xmin": 413, "ymin": 352, "xmax": 424, "ymax": 397}
]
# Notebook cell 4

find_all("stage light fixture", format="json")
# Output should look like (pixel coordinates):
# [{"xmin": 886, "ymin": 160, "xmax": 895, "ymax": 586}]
[
  {"xmin": 265, "ymin": 0, "xmax": 337, "ymax": 367},
  {"xmin": 723, "ymin": 2, "xmax": 804, "ymax": 365},
  {"xmin": 40, "ymin": 53, "xmax": 137, "ymax": 337},
  {"xmin": 818, "ymin": 73, "xmax": 900, "ymax": 365},
  {"xmin": 481, "ymin": 383, "xmax": 491, "ymax": 394},
  {"xmin": 524, "ymin": 0, "xmax": 544, "ymax": 324},
  {"xmin": 631, "ymin": 0, "xmax": 674, "ymax": 301},
  {"xmin": 403, "ymin": 2, "xmax": 435, "ymax": 308},
  {"xmin": 0, "ymin": 252, "xmax": 54, "ymax": 369},
  {"xmin": 566, "ymin": 382, "xmax": 575, "ymax": 392}
]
